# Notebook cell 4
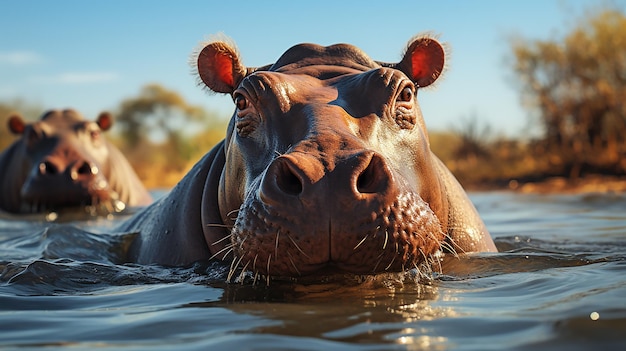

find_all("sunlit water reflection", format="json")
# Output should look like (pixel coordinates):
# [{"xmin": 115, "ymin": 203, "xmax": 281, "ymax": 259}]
[{"xmin": 1, "ymin": 192, "xmax": 625, "ymax": 350}]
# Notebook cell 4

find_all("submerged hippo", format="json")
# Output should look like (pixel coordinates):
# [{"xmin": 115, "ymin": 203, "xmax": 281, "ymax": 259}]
[
  {"xmin": 122, "ymin": 35, "xmax": 497, "ymax": 278},
  {"xmin": 0, "ymin": 109, "xmax": 152, "ymax": 214}
]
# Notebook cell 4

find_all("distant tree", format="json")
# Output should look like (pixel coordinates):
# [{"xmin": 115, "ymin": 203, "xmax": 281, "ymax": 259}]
[
  {"xmin": 116, "ymin": 83, "xmax": 208, "ymax": 147},
  {"xmin": 113, "ymin": 84, "xmax": 228, "ymax": 186},
  {"xmin": 452, "ymin": 113, "xmax": 492, "ymax": 163},
  {"xmin": 510, "ymin": 8, "xmax": 626, "ymax": 177}
]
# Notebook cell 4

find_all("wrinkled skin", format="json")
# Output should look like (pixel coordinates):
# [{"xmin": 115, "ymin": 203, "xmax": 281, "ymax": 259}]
[
  {"xmin": 0, "ymin": 109, "xmax": 152, "ymax": 214},
  {"xmin": 122, "ymin": 35, "xmax": 497, "ymax": 278}
]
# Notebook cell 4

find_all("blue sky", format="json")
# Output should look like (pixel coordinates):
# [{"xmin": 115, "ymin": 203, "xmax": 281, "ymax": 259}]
[{"xmin": 0, "ymin": 0, "xmax": 618, "ymax": 137}]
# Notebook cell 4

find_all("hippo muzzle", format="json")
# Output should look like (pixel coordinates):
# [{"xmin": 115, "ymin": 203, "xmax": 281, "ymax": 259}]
[
  {"xmin": 231, "ymin": 150, "xmax": 445, "ymax": 277},
  {"xmin": 19, "ymin": 139, "xmax": 114, "ymax": 212}
]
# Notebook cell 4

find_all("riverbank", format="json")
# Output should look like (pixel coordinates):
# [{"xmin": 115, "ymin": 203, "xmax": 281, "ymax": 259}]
[{"xmin": 467, "ymin": 174, "xmax": 626, "ymax": 194}]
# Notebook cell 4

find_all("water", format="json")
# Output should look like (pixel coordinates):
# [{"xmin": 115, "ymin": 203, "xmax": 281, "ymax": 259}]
[{"xmin": 1, "ymin": 192, "xmax": 625, "ymax": 350}]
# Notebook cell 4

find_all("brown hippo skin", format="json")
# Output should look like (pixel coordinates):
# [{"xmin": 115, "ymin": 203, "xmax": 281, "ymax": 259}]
[
  {"xmin": 122, "ymin": 35, "xmax": 497, "ymax": 277},
  {"xmin": 0, "ymin": 109, "xmax": 152, "ymax": 214}
]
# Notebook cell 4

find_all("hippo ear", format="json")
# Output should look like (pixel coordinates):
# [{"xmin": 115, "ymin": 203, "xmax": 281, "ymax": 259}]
[
  {"xmin": 7, "ymin": 114, "xmax": 26, "ymax": 135},
  {"xmin": 197, "ymin": 41, "xmax": 247, "ymax": 94},
  {"xmin": 397, "ymin": 36, "xmax": 445, "ymax": 88},
  {"xmin": 96, "ymin": 112, "xmax": 114, "ymax": 131}
]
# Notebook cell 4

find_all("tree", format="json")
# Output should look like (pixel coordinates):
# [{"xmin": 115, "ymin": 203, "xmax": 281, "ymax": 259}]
[
  {"xmin": 452, "ymin": 112, "xmax": 492, "ymax": 163},
  {"xmin": 510, "ymin": 8, "xmax": 626, "ymax": 178},
  {"xmin": 112, "ymin": 83, "xmax": 229, "ymax": 187},
  {"xmin": 116, "ymin": 83, "xmax": 209, "ymax": 147}
]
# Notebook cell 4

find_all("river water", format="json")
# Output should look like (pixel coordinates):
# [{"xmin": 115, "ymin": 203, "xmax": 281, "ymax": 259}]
[{"xmin": 1, "ymin": 191, "xmax": 625, "ymax": 350}]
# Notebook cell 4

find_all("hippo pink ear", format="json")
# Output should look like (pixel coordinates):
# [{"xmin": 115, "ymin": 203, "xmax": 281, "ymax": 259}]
[
  {"xmin": 197, "ymin": 41, "xmax": 247, "ymax": 94},
  {"xmin": 96, "ymin": 112, "xmax": 113, "ymax": 131},
  {"xmin": 7, "ymin": 114, "xmax": 26, "ymax": 135},
  {"xmin": 398, "ymin": 37, "xmax": 445, "ymax": 88}
]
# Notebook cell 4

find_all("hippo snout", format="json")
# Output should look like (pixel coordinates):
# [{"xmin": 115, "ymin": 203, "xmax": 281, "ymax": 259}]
[
  {"xmin": 230, "ymin": 150, "xmax": 445, "ymax": 277},
  {"xmin": 29, "ymin": 143, "xmax": 101, "ymax": 186},
  {"xmin": 20, "ymin": 144, "xmax": 112, "ymax": 211},
  {"xmin": 38, "ymin": 158, "xmax": 99, "ymax": 181},
  {"xmin": 259, "ymin": 151, "xmax": 391, "ymax": 207}
]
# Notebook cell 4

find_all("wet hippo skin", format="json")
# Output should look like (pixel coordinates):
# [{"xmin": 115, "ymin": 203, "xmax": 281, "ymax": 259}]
[{"xmin": 121, "ymin": 35, "xmax": 497, "ymax": 278}]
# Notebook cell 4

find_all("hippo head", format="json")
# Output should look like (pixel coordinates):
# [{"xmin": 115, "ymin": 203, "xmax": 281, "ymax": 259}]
[
  {"xmin": 3, "ymin": 109, "xmax": 124, "ymax": 213},
  {"xmin": 197, "ymin": 36, "xmax": 452, "ymax": 277}
]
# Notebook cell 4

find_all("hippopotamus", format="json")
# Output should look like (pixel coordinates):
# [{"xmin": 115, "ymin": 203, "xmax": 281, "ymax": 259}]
[
  {"xmin": 0, "ymin": 109, "xmax": 152, "ymax": 214},
  {"xmin": 121, "ymin": 35, "xmax": 497, "ymax": 279}
]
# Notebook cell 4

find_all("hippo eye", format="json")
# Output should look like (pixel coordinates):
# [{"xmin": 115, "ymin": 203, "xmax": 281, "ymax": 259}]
[
  {"xmin": 394, "ymin": 85, "xmax": 417, "ymax": 129},
  {"xmin": 234, "ymin": 94, "xmax": 248, "ymax": 110},
  {"xmin": 398, "ymin": 87, "xmax": 414, "ymax": 102}
]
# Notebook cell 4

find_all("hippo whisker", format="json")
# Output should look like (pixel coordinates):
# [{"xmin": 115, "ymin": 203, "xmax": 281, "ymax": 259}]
[
  {"xmin": 451, "ymin": 243, "xmax": 467, "ymax": 256},
  {"xmin": 210, "ymin": 233, "xmax": 233, "ymax": 246},
  {"xmin": 286, "ymin": 233, "xmax": 311, "ymax": 259},
  {"xmin": 272, "ymin": 145, "xmax": 292, "ymax": 158},
  {"xmin": 423, "ymin": 251, "xmax": 441, "ymax": 275},
  {"xmin": 227, "ymin": 254, "xmax": 246, "ymax": 283},
  {"xmin": 411, "ymin": 231, "xmax": 427, "ymax": 245},
  {"xmin": 412, "ymin": 262, "xmax": 423, "ymax": 278},
  {"xmin": 372, "ymin": 251, "xmax": 386, "ymax": 272},
  {"xmin": 353, "ymin": 234, "xmax": 369, "ymax": 250},
  {"xmin": 382, "ymin": 229, "xmax": 389, "ymax": 250},
  {"xmin": 205, "ymin": 223, "xmax": 234, "ymax": 229},
  {"xmin": 237, "ymin": 236, "xmax": 248, "ymax": 250},
  {"xmin": 226, "ymin": 257, "xmax": 237, "ymax": 282},
  {"xmin": 385, "ymin": 253, "xmax": 397, "ymax": 271},
  {"xmin": 418, "ymin": 247, "xmax": 429, "ymax": 263},
  {"xmin": 275, "ymin": 230, "xmax": 281, "ymax": 258},
  {"xmin": 438, "ymin": 237, "xmax": 460, "ymax": 258},
  {"xmin": 252, "ymin": 253, "xmax": 259, "ymax": 271},
  {"xmin": 238, "ymin": 260, "xmax": 251, "ymax": 284},
  {"xmin": 226, "ymin": 208, "xmax": 240, "ymax": 218},
  {"xmin": 266, "ymin": 255, "xmax": 272, "ymax": 286},
  {"xmin": 443, "ymin": 232, "xmax": 467, "ymax": 255},
  {"xmin": 209, "ymin": 243, "xmax": 235, "ymax": 261},
  {"xmin": 286, "ymin": 251, "xmax": 301, "ymax": 276}
]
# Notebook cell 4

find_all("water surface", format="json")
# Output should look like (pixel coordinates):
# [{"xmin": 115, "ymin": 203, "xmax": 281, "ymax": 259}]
[{"xmin": 1, "ymin": 192, "xmax": 625, "ymax": 350}]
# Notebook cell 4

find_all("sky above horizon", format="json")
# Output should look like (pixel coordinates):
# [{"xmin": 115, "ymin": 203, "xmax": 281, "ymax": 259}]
[{"xmin": 1, "ymin": 0, "xmax": 621, "ymax": 138}]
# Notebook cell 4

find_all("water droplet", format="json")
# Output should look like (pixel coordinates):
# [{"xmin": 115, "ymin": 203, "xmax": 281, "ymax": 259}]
[
  {"xmin": 46, "ymin": 212, "xmax": 58, "ymax": 222},
  {"xmin": 113, "ymin": 200, "xmax": 126, "ymax": 212}
]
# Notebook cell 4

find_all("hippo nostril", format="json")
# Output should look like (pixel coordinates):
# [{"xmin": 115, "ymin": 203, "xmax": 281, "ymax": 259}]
[
  {"xmin": 39, "ymin": 161, "xmax": 59, "ymax": 175},
  {"xmin": 275, "ymin": 161, "xmax": 303, "ymax": 196},
  {"xmin": 357, "ymin": 165, "xmax": 376, "ymax": 193},
  {"xmin": 70, "ymin": 162, "xmax": 97, "ymax": 180},
  {"xmin": 356, "ymin": 154, "xmax": 388, "ymax": 194},
  {"xmin": 76, "ymin": 162, "xmax": 94, "ymax": 175}
]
